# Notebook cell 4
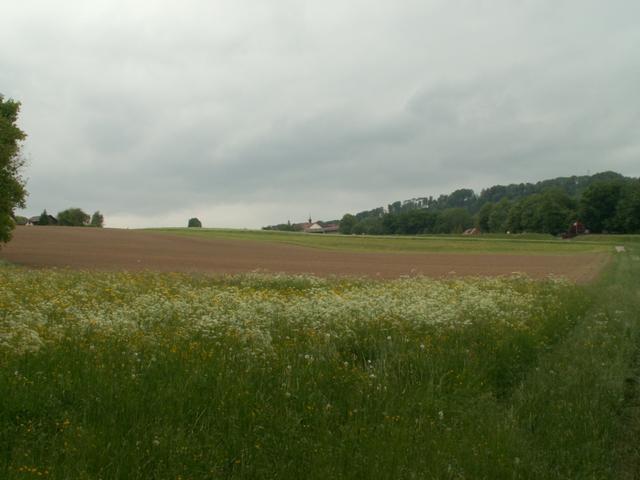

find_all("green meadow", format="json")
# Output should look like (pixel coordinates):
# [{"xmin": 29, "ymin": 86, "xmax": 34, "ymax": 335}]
[
  {"xmin": 147, "ymin": 227, "xmax": 612, "ymax": 255},
  {"xmin": 1, "ymin": 236, "xmax": 639, "ymax": 478}
]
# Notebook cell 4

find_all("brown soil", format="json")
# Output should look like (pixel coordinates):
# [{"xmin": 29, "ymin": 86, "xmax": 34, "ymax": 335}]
[{"xmin": 0, "ymin": 226, "xmax": 609, "ymax": 282}]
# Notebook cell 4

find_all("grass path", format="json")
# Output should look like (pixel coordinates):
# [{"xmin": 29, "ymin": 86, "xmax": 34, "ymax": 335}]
[
  {"xmin": 513, "ymin": 246, "xmax": 640, "ymax": 479},
  {"xmin": 506, "ymin": 244, "xmax": 640, "ymax": 478}
]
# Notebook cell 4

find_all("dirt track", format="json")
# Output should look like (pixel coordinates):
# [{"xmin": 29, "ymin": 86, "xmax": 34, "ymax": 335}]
[{"xmin": 0, "ymin": 227, "xmax": 609, "ymax": 282}]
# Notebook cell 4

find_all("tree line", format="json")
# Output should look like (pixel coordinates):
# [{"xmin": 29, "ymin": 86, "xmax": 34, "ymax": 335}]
[
  {"xmin": 340, "ymin": 173, "xmax": 640, "ymax": 236},
  {"xmin": 15, "ymin": 208, "xmax": 104, "ymax": 227}
]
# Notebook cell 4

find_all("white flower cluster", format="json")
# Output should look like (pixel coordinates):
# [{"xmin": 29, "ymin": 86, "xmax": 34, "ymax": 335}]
[{"xmin": 0, "ymin": 268, "xmax": 571, "ymax": 356}]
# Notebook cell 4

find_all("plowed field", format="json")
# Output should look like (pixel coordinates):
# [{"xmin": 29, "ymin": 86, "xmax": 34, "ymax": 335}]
[{"xmin": 0, "ymin": 226, "xmax": 608, "ymax": 282}]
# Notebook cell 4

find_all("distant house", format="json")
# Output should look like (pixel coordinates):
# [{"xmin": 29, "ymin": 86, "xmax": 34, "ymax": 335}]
[
  {"xmin": 295, "ymin": 222, "xmax": 312, "ymax": 231},
  {"xmin": 562, "ymin": 220, "xmax": 587, "ymax": 239},
  {"xmin": 294, "ymin": 217, "xmax": 341, "ymax": 234},
  {"xmin": 289, "ymin": 217, "xmax": 341, "ymax": 234},
  {"xmin": 322, "ymin": 223, "xmax": 340, "ymax": 233},
  {"xmin": 27, "ymin": 215, "xmax": 58, "ymax": 226},
  {"xmin": 568, "ymin": 221, "xmax": 586, "ymax": 236},
  {"xmin": 305, "ymin": 222, "xmax": 325, "ymax": 233}
]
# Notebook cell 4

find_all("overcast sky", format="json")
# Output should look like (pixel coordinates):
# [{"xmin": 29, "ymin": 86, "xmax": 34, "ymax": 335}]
[{"xmin": 2, "ymin": 0, "xmax": 639, "ymax": 228}]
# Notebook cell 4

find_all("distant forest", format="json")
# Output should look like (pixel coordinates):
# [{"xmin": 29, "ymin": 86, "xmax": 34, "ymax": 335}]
[{"xmin": 266, "ymin": 171, "xmax": 640, "ymax": 235}]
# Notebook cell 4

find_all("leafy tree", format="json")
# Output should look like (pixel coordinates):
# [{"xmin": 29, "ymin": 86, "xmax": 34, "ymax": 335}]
[
  {"xmin": 352, "ymin": 217, "xmax": 384, "ymax": 235},
  {"xmin": 262, "ymin": 220, "xmax": 298, "ymax": 231},
  {"xmin": 58, "ymin": 208, "xmax": 90, "ymax": 227},
  {"xmin": 476, "ymin": 202, "xmax": 494, "ymax": 232},
  {"xmin": 488, "ymin": 198, "xmax": 511, "ymax": 233},
  {"xmin": 506, "ymin": 190, "xmax": 576, "ymax": 235},
  {"xmin": 518, "ymin": 196, "xmax": 543, "ymax": 232},
  {"xmin": 38, "ymin": 209, "xmax": 51, "ymax": 226},
  {"xmin": 382, "ymin": 213, "xmax": 399, "ymax": 234},
  {"xmin": 339, "ymin": 214, "xmax": 357, "ymax": 234},
  {"xmin": 90, "ymin": 211, "xmax": 104, "ymax": 228},
  {"xmin": 579, "ymin": 181, "xmax": 624, "ymax": 233},
  {"xmin": 614, "ymin": 182, "xmax": 640, "ymax": 233},
  {"xmin": 395, "ymin": 209, "xmax": 438, "ymax": 234},
  {"xmin": 188, "ymin": 217, "xmax": 202, "ymax": 228},
  {"xmin": 0, "ymin": 95, "xmax": 27, "ymax": 245},
  {"xmin": 435, "ymin": 208, "xmax": 472, "ymax": 234},
  {"xmin": 537, "ymin": 189, "xmax": 576, "ymax": 235},
  {"xmin": 14, "ymin": 215, "xmax": 27, "ymax": 225},
  {"xmin": 444, "ymin": 188, "xmax": 478, "ymax": 211},
  {"xmin": 387, "ymin": 201, "xmax": 402, "ymax": 215},
  {"xmin": 505, "ymin": 201, "xmax": 523, "ymax": 233}
]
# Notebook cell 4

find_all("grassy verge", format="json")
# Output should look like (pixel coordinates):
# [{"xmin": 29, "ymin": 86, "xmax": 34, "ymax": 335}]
[
  {"xmin": 509, "ymin": 245, "xmax": 640, "ymax": 478},
  {"xmin": 1, "ymin": 247, "xmax": 639, "ymax": 478},
  {"xmin": 146, "ymin": 227, "xmax": 612, "ymax": 255}
]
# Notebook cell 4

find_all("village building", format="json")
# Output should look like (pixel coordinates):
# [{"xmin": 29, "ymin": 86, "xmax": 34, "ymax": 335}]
[
  {"xmin": 305, "ymin": 222, "xmax": 325, "ymax": 233},
  {"xmin": 296, "ymin": 217, "xmax": 341, "ymax": 234},
  {"xmin": 568, "ymin": 221, "xmax": 586, "ymax": 236},
  {"xmin": 321, "ymin": 224, "xmax": 340, "ymax": 233},
  {"xmin": 27, "ymin": 215, "xmax": 58, "ymax": 226}
]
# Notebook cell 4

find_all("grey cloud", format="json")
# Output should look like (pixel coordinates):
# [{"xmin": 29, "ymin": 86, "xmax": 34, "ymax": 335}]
[{"xmin": 3, "ymin": 0, "xmax": 640, "ymax": 227}]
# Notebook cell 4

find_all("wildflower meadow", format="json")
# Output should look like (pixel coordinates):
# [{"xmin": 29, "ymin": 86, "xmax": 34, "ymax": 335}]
[{"xmin": 1, "ymin": 252, "xmax": 639, "ymax": 478}]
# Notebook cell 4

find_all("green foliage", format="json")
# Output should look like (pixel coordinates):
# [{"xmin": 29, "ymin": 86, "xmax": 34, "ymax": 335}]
[
  {"xmin": 503, "ymin": 190, "xmax": 576, "ymax": 235},
  {"xmin": 38, "ymin": 209, "xmax": 50, "ymax": 226},
  {"xmin": 476, "ymin": 202, "xmax": 494, "ymax": 231},
  {"xmin": 613, "ymin": 182, "xmax": 640, "ymax": 233},
  {"xmin": 13, "ymin": 216, "xmax": 27, "ymax": 226},
  {"xmin": 435, "ymin": 208, "xmax": 473, "ymax": 234},
  {"xmin": 488, "ymin": 198, "xmax": 511, "ymax": 233},
  {"xmin": 444, "ymin": 188, "xmax": 478, "ymax": 211},
  {"xmin": 404, "ymin": 209, "xmax": 438, "ymax": 234},
  {"xmin": 352, "ymin": 216, "xmax": 384, "ymax": 235},
  {"xmin": 187, "ymin": 217, "xmax": 202, "ymax": 228},
  {"xmin": 262, "ymin": 220, "xmax": 297, "ymax": 232},
  {"xmin": 346, "ymin": 171, "xmax": 639, "ymax": 236},
  {"xmin": 338, "ymin": 214, "xmax": 356, "ymax": 234},
  {"xmin": 579, "ymin": 181, "xmax": 624, "ymax": 233},
  {"xmin": 57, "ymin": 208, "xmax": 90, "ymax": 227},
  {"xmin": 538, "ymin": 189, "xmax": 576, "ymax": 235},
  {"xmin": 90, "ymin": 211, "xmax": 104, "ymax": 228},
  {"xmin": 0, "ymin": 95, "xmax": 27, "ymax": 245}
]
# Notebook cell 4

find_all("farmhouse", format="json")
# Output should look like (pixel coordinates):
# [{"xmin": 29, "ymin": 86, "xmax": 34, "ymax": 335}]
[
  {"xmin": 303, "ymin": 221, "xmax": 340, "ymax": 234},
  {"xmin": 305, "ymin": 222, "xmax": 324, "ymax": 233},
  {"xmin": 27, "ymin": 215, "xmax": 58, "ymax": 226},
  {"xmin": 322, "ymin": 223, "xmax": 340, "ymax": 233},
  {"xmin": 561, "ymin": 221, "xmax": 587, "ymax": 239},
  {"xmin": 568, "ymin": 221, "xmax": 586, "ymax": 236},
  {"xmin": 292, "ymin": 217, "xmax": 340, "ymax": 234}
]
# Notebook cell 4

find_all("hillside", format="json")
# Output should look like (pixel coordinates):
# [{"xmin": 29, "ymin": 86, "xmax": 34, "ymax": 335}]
[{"xmin": 265, "ymin": 171, "xmax": 640, "ymax": 236}]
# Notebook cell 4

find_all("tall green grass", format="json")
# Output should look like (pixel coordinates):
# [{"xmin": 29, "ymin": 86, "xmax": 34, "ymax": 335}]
[{"xmin": 1, "ymin": 249, "xmax": 639, "ymax": 478}]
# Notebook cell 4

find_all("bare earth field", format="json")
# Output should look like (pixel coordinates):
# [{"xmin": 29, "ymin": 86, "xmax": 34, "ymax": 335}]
[{"xmin": 0, "ymin": 226, "xmax": 609, "ymax": 282}]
